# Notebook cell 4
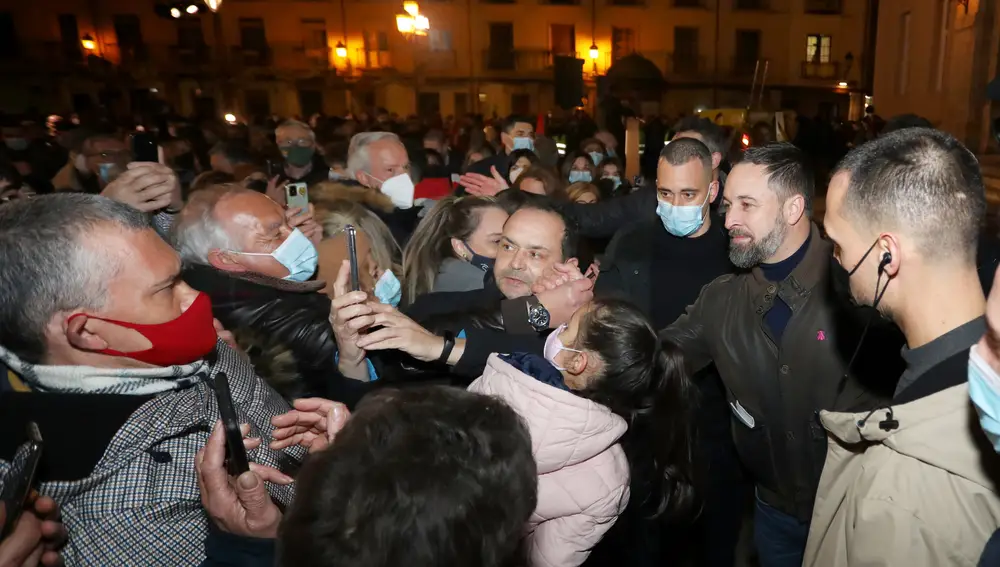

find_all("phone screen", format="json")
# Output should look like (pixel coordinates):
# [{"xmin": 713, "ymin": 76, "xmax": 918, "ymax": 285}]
[
  {"xmin": 0, "ymin": 423, "xmax": 43, "ymax": 538},
  {"xmin": 129, "ymin": 132, "xmax": 159, "ymax": 163},
  {"xmin": 346, "ymin": 225, "xmax": 360, "ymax": 292},
  {"xmin": 213, "ymin": 372, "xmax": 250, "ymax": 476}
]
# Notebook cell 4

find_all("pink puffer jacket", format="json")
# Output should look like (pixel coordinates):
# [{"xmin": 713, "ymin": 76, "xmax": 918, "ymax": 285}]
[{"xmin": 468, "ymin": 354, "xmax": 630, "ymax": 567}]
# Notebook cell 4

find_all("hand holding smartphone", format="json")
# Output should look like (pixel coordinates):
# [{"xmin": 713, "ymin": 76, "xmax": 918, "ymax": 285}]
[
  {"xmin": 129, "ymin": 131, "xmax": 160, "ymax": 163},
  {"xmin": 1, "ymin": 422, "xmax": 43, "ymax": 538},
  {"xmin": 213, "ymin": 372, "xmax": 250, "ymax": 477},
  {"xmin": 346, "ymin": 225, "xmax": 360, "ymax": 292},
  {"xmin": 285, "ymin": 182, "xmax": 309, "ymax": 211}
]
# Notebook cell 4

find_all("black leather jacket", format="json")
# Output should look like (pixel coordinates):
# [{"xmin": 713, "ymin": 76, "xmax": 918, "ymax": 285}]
[{"xmin": 183, "ymin": 264, "xmax": 375, "ymax": 405}]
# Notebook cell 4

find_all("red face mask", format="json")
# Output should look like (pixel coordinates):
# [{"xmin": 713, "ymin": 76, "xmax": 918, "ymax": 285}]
[{"xmin": 69, "ymin": 293, "xmax": 218, "ymax": 367}]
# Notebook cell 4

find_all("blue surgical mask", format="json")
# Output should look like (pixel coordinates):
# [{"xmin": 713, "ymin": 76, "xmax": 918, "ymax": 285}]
[
  {"xmin": 607, "ymin": 148, "xmax": 617, "ymax": 158},
  {"xmin": 4, "ymin": 138, "xmax": 27, "ymax": 151},
  {"xmin": 98, "ymin": 163, "xmax": 117, "ymax": 184},
  {"xmin": 588, "ymin": 151, "xmax": 604, "ymax": 165},
  {"xmin": 233, "ymin": 228, "xmax": 318, "ymax": 282},
  {"xmin": 656, "ymin": 192, "xmax": 710, "ymax": 237},
  {"xmin": 568, "ymin": 170, "xmax": 592, "ymax": 184},
  {"xmin": 374, "ymin": 269, "xmax": 402, "ymax": 307},
  {"xmin": 512, "ymin": 137, "xmax": 534, "ymax": 152},
  {"xmin": 969, "ymin": 346, "xmax": 1000, "ymax": 451},
  {"xmin": 464, "ymin": 241, "xmax": 495, "ymax": 273}
]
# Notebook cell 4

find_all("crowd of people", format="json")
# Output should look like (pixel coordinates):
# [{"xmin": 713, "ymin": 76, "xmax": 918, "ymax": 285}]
[{"xmin": 2, "ymin": 103, "xmax": 1000, "ymax": 567}]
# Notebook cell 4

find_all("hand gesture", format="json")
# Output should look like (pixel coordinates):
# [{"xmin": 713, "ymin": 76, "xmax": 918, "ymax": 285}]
[
  {"xmin": 355, "ymin": 303, "xmax": 445, "ymax": 362},
  {"xmin": 270, "ymin": 398, "xmax": 350, "ymax": 454},
  {"xmin": 195, "ymin": 421, "xmax": 292, "ymax": 540},
  {"xmin": 265, "ymin": 176, "xmax": 286, "ymax": 206},
  {"xmin": 286, "ymin": 204, "xmax": 322, "ymax": 247},
  {"xmin": 459, "ymin": 166, "xmax": 508, "ymax": 196},
  {"xmin": 330, "ymin": 260, "xmax": 376, "ymax": 381},
  {"xmin": 535, "ymin": 277, "xmax": 594, "ymax": 329},
  {"xmin": 0, "ymin": 495, "xmax": 67, "ymax": 567},
  {"xmin": 978, "ymin": 265, "xmax": 1000, "ymax": 374},
  {"xmin": 101, "ymin": 163, "xmax": 181, "ymax": 213},
  {"xmin": 530, "ymin": 260, "xmax": 584, "ymax": 294},
  {"xmin": 213, "ymin": 319, "xmax": 239, "ymax": 353}
]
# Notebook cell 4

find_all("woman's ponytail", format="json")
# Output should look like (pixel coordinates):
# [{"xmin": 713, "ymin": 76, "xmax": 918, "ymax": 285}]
[{"xmin": 402, "ymin": 196, "xmax": 459, "ymax": 305}]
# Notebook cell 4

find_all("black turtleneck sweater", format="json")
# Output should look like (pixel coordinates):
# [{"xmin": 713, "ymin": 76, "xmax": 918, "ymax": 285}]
[
  {"xmin": 759, "ymin": 232, "xmax": 811, "ymax": 342},
  {"xmin": 649, "ymin": 220, "xmax": 732, "ymax": 330}
]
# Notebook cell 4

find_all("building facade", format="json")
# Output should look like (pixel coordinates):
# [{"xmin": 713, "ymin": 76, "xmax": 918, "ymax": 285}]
[
  {"xmin": 0, "ymin": 0, "xmax": 871, "ymax": 121},
  {"xmin": 873, "ymin": 0, "xmax": 999, "ymax": 153}
]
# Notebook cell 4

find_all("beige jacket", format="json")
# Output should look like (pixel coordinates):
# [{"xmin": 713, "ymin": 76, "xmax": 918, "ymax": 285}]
[{"xmin": 804, "ymin": 383, "xmax": 1000, "ymax": 567}]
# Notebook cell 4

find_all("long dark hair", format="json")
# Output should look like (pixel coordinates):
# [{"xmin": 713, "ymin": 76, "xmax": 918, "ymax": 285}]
[{"xmin": 574, "ymin": 298, "xmax": 697, "ymax": 520}]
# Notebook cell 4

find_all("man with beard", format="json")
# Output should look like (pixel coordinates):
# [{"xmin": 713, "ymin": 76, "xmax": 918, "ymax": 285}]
[{"xmin": 660, "ymin": 143, "xmax": 900, "ymax": 567}]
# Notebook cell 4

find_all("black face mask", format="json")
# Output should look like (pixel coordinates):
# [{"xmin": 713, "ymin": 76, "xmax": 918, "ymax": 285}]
[
  {"xmin": 464, "ymin": 241, "xmax": 495, "ymax": 273},
  {"xmin": 832, "ymin": 238, "xmax": 891, "ymax": 403}
]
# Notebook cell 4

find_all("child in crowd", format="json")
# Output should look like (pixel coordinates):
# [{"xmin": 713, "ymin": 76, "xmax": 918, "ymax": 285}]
[{"xmin": 469, "ymin": 298, "xmax": 696, "ymax": 567}]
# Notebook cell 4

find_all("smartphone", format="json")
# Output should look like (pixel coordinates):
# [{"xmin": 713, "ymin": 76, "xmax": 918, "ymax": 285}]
[
  {"xmin": 129, "ymin": 131, "xmax": 159, "ymax": 163},
  {"xmin": 213, "ymin": 372, "xmax": 250, "ymax": 477},
  {"xmin": 266, "ymin": 159, "xmax": 280, "ymax": 179},
  {"xmin": 285, "ymin": 182, "xmax": 309, "ymax": 211},
  {"xmin": 346, "ymin": 224, "xmax": 360, "ymax": 292},
  {"xmin": 1, "ymin": 422, "xmax": 43, "ymax": 538}
]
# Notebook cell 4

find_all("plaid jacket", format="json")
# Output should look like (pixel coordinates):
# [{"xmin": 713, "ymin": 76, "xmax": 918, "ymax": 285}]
[{"xmin": 0, "ymin": 342, "xmax": 304, "ymax": 567}]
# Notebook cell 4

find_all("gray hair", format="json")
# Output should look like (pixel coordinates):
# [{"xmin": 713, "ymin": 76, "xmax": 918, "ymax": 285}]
[
  {"xmin": 275, "ymin": 119, "xmax": 315, "ymax": 141},
  {"xmin": 0, "ymin": 193, "xmax": 152, "ymax": 363},
  {"xmin": 347, "ymin": 131, "xmax": 403, "ymax": 177},
  {"xmin": 171, "ymin": 185, "xmax": 241, "ymax": 265},
  {"xmin": 319, "ymin": 200, "xmax": 401, "ymax": 272}
]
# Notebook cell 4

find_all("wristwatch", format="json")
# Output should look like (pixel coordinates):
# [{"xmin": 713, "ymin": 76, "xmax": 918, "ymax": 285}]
[{"xmin": 526, "ymin": 297, "xmax": 550, "ymax": 332}]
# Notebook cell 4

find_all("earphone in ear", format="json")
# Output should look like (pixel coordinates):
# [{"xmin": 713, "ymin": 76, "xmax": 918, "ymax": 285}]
[{"xmin": 878, "ymin": 252, "xmax": 892, "ymax": 273}]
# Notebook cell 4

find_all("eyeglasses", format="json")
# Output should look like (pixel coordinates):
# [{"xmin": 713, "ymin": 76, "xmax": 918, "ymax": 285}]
[{"xmin": 278, "ymin": 138, "xmax": 314, "ymax": 149}]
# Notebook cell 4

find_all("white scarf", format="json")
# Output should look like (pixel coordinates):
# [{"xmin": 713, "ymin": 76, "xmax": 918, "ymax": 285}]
[{"xmin": 0, "ymin": 344, "xmax": 209, "ymax": 395}]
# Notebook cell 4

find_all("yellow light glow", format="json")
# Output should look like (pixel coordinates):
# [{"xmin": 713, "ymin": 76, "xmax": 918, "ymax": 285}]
[
  {"xmin": 335, "ymin": 43, "xmax": 348, "ymax": 58},
  {"xmin": 224, "ymin": 113, "xmax": 237, "ymax": 123},
  {"xmin": 837, "ymin": 81, "xmax": 848, "ymax": 87},
  {"xmin": 415, "ymin": 15, "xmax": 430, "ymax": 32},
  {"xmin": 403, "ymin": 1, "xmax": 419, "ymax": 16},
  {"xmin": 205, "ymin": 0, "xmax": 222, "ymax": 11},
  {"xmin": 589, "ymin": 46, "xmax": 599, "ymax": 60},
  {"xmin": 396, "ymin": 14, "xmax": 415, "ymax": 34},
  {"xmin": 81, "ymin": 35, "xmax": 96, "ymax": 51},
  {"xmin": 170, "ymin": 7, "xmax": 182, "ymax": 17},
  {"xmin": 185, "ymin": 4, "xmax": 199, "ymax": 14}
]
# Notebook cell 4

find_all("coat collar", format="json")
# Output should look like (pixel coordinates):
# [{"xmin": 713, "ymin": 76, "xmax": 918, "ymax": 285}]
[
  {"xmin": 184, "ymin": 263, "xmax": 326, "ymax": 294},
  {"xmin": 749, "ymin": 223, "xmax": 830, "ymax": 315}
]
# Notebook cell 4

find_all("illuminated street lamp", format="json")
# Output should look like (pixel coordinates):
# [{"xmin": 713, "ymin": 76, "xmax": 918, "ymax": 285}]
[
  {"xmin": 81, "ymin": 34, "xmax": 96, "ymax": 51},
  {"xmin": 204, "ymin": 0, "xmax": 222, "ymax": 11},
  {"xmin": 185, "ymin": 4, "xmax": 199, "ymax": 14},
  {"xmin": 335, "ymin": 41, "xmax": 348, "ymax": 58},
  {"xmin": 588, "ymin": 44, "xmax": 599, "ymax": 60},
  {"xmin": 170, "ymin": 7, "xmax": 182, "ymax": 17}
]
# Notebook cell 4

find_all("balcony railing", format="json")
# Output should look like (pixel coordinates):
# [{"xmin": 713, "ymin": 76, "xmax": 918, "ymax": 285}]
[
  {"xmin": 415, "ymin": 49, "xmax": 458, "ymax": 71},
  {"xmin": 482, "ymin": 49, "xmax": 559, "ymax": 73},
  {"xmin": 800, "ymin": 60, "xmax": 839, "ymax": 79},
  {"xmin": 666, "ymin": 52, "xmax": 708, "ymax": 79},
  {"xmin": 356, "ymin": 48, "xmax": 392, "ymax": 69},
  {"xmin": 805, "ymin": 0, "xmax": 841, "ymax": 13}
]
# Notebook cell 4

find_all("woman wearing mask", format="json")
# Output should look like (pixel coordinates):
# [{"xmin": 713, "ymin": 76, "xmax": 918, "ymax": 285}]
[
  {"xmin": 580, "ymin": 138, "xmax": 608, "ymax": 167},
  {"xmin": 315, "ymin": 200, "xmax": 403, "ymax": 306},
  {"xmin": 468, "ymin": 298, "xmax": 696, "ymax": 567},
  {"xmin": 514, "ymin": 166, "xmax": 563, "ymax": 196},
  {"xmin": 561, "ymin": 152, "xmax": 596, "ymax": 185},
  {"xmin": 597, "ymin": 157, "xmax": 629, "ymax": 194},
  {"xmin": 402, "ymin": 195, "xmax": 509, "ymax": 304},
  {"xmin": 507, "ymin": 148, "xmax": 540, "ymax": 185}
]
